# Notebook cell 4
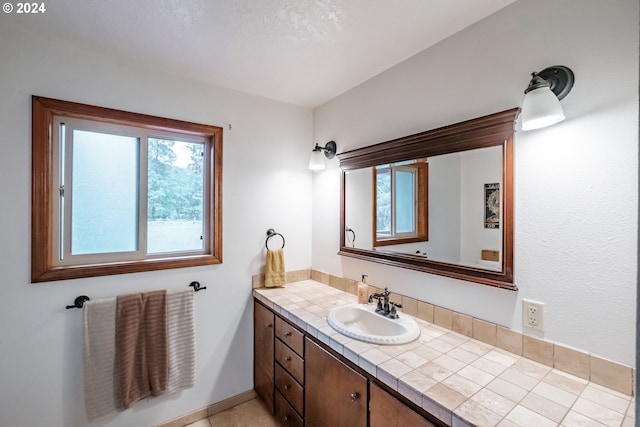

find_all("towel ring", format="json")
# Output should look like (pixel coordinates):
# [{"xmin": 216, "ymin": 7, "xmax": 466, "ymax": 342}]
[{"xmin": 265, "ymin": 228, "xmax": 285, "ymax": 250}]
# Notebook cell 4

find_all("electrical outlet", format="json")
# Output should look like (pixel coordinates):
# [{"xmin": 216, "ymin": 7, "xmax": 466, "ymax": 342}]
[{"xmin": 523, "ymin": 299, "xmax": 545, "ymax": 332}]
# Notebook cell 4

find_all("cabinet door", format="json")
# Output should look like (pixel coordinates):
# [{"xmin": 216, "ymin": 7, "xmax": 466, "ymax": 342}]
[
  {"xmin": 305, "ymin": 338, "xmax": 367, "ymax": 427},
  {"xmin": 254, "ymin": 301, "xmax": 275, "ymax": 413},
  {"xmin": 370, "ymin": 382, "xmax": 435, "ymax": 427}
]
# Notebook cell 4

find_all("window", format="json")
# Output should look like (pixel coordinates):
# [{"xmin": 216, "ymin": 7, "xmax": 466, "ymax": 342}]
[
  {"xmin": 373, "ymin": 161, "xmax": 428, "ymax": 247},
  {"xmin": 32, "ymin": 96, "xmax": 223, "ymax": 282}
]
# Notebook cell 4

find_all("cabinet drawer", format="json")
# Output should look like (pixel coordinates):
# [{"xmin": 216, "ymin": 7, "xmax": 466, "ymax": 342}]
[
  {"xmin": 275, "ymin": 363, "xmax": 304, "ymax": 415},
  {"xmin": 275, "ymin": 390, "xmax": 304, "ymax": 427},
  {"xmin": 275, "ymin": 338, "xmax": 304, "ymax": 384},
  {"xmin": 275, "ymin": 316, "xmax": 304, "ymax": 357}
]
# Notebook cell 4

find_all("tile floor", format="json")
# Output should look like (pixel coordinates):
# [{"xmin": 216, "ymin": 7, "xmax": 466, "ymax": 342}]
[{"xmin": 185, "ymin": 398, "xmax": 279, "ymax": 427}]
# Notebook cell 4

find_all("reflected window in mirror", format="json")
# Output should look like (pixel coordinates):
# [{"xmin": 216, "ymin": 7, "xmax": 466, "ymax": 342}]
[{"xmin": 374, "ymin": 160, "xmax": 428, "ymax": 247}]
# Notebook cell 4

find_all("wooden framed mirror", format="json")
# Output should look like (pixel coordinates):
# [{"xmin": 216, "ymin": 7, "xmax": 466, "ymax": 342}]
[{"xmin": 338, "ymin": 108, "xmax": 519, "ymax": 290}]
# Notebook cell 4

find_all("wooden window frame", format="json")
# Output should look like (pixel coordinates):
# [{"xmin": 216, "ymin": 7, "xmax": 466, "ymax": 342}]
[
  {"xmin": 31, "ymin": 96, "xmax": 223, "ymax": 282},
  {"xmin": 373, "ymin": 162, "xmax": 428, "ymax": 247}
]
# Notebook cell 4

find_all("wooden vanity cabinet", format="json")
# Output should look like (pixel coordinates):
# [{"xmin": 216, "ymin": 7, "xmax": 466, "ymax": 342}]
[
  {"xmin": 254, "ymin": 299, "xmax": 443, "ymax": 427},
  {"xmin": 254, "ymin": 301, "xmax": 275, "ymax": 412},
  {"xmin": 254, "ymin": 302, "xmax": 307, "ymax": 425},
  {"xmin": 370, "ymin": 383, "xmax": 436, "ymax": 427},
  {"xmin": 305, "ymin": 338, "xmax": 367, "ymax": 427}
]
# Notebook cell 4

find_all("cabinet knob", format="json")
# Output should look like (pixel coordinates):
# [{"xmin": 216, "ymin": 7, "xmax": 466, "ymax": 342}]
[
  {"xmin": 350, "ymin": 392, "xmax": 360, "ymax": 402},
  {"xmin": 283, "ymin": 356, "xmax": 292, "ymax": 362},
  {"xmin": 267, "ymin": 323, "xmax": 273, "ymax": 328},
  {"xmin": 283, "ymin": 415, "xmax": 289, "ymax": 422},
  {"xmin": 284, "ymin": 384, "xmax": 290, "ymax": 390},
  {"xmin": 285, "ymin": 331, "xmax": 292, "ymax": 337}
]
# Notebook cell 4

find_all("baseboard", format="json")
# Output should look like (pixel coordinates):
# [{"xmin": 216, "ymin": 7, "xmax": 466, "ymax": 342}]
[{"xmin": 156, "ymin": 389, "xmax": 258, "ymax": 427}]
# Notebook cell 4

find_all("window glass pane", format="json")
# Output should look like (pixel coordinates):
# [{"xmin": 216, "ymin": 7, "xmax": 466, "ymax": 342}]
[
  {"xmin": 376, "ymin": 169, "xmax": 391, "ymax": 236},
  {"xmin": 395, "ymin": 169, "xmax": 415, "ymax": 233},
  {"xmin": 147, "ymin": 139, "xmax": 204, "ymax": 253},
  {"xmin": 71, "ymin": 130, "xmax": 139, "ymax": 254}
]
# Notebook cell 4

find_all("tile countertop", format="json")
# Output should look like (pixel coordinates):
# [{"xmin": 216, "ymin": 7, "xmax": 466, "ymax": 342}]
[{"xmin": 253, "ymin": 280, "xmax": 635, "ymax": 427}]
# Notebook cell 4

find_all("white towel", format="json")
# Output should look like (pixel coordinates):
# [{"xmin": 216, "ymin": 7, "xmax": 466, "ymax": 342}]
[
  {"xmin": 166, "ymin": 289, "xmax": 196, "ymax": 394},
  {"xmin": 83, "ymin": 297, "xmax": 119, "ymax": 420}
]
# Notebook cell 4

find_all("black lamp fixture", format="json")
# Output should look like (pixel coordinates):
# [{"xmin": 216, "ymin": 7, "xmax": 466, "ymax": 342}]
[
  {"xmin": 521, "ymin": 65, "xmax": 575, "ymax": 131},
  {"xmin": 308, "ymin": 141, "xmax": 337, "ymax": 170}
]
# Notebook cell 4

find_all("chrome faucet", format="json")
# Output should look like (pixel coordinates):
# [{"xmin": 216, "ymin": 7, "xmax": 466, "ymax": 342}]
[{"xmin": 368, "ymin": 287, "xmax": 402, "ymax": 319}]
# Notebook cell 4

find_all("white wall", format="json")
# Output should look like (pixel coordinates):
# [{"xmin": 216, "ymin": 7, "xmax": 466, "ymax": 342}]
[
  {"xmin": 459, "ymin": 146, "xmax": 503, "ymax": 266},
  {"xmin": 0, "ymin": 1, "xmax": 636, "ymax": 425},
  {"xmin": 344, "ymin": 168, "xmax": 373, "ymax": 249},
  {"xmin": 428, "ymin": 152, "xmax": 462, "ymax": 263},
  {"xmin": 312, "ymin": 0, "xmax": 638, "ymax": 367},
  {"xmin": 0, "ymin": 29, "xmax": 313, "ymax": 427}
]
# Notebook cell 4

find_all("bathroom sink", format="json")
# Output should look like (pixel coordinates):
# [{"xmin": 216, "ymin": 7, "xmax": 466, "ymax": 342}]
[{"xmin": 327, "ymin": 304, "xmax": 420, "ymax": 345}]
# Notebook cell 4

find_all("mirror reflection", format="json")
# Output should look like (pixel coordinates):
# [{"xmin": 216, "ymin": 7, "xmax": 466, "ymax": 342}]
[
  {"xmin": 345, "ymin": 146, "xmax": 502, "ymax": 270},
  {"xmin": 338, "ymin": 108, "xmax": 518, "ymax": 289}
]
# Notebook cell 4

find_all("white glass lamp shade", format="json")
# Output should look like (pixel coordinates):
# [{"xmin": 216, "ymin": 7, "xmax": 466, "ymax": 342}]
[
  {"xmin": 520, "ymin": 86, "xmax": 565, "ymax": 131},
  {"xmin": 308, "ymin": 149, "xmax": 325, "ymax": 170}
]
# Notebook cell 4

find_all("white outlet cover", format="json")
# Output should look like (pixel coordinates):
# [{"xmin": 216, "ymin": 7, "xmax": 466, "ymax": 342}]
[{"xmin": 522, "ymin": 298, "xmax": 545, "ymax": 332}]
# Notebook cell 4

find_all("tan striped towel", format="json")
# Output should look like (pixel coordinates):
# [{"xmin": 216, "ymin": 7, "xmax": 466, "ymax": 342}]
[
  {"xmin": 83, "ymin": 297, "xmax": 119, "ymax": 420},
  {"xmin": 116, "ymin": 290, "xmax": 168, "ymax": 409},
  {"xmin": 166, "ymin": 289, "xmax": 196, "ymax": 393}
]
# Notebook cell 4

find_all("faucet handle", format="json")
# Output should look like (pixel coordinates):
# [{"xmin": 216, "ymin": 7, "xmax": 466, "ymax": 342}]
[{"xmin": 389, "ymin": 301, "xmax": 402, "ymax": 318}]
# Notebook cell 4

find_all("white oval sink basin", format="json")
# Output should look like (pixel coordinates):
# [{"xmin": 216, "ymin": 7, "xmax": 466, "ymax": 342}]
[{"xmin": 327, "ymin": 304, "xmax": 420, "ymax": 345}]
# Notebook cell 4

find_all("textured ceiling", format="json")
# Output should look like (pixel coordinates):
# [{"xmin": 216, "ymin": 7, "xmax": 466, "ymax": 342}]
[{"xmin": 2, "ymin": 0, "xmax": 517, "ymax": 107}]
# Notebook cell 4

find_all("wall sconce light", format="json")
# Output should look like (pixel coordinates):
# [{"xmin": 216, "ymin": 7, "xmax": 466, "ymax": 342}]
[
  {"xmin": 308, "ymin": 141, "xmax": 337, "ymax": 170},
  {"xmin": 521, "ymin": 65, "xmax": 575, "ymax": 131}
]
